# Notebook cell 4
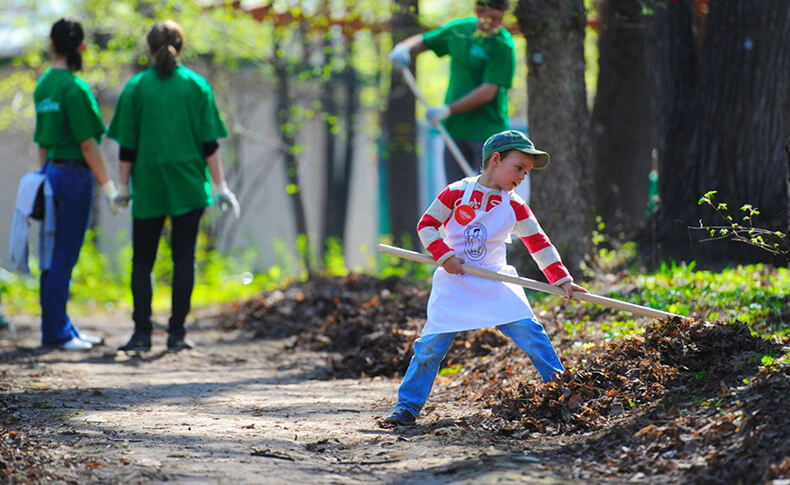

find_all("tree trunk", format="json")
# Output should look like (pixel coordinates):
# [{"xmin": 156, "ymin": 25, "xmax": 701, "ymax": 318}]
[
  {"xmin": 339, "ymin": 43, "xmax": 358, "ymax": 245},
  {"xmin": 652, "ymin": 0, "xmax": 790, "ymax": 262},
  {"xmin": 383, "ymin": 0, "xmax": 420, "ymax": 249},
  {"xmin": 590, "ymin": 0, "xmax": 656, "ymax": 238},
  {"xmin": 321, "ymin": 36, "xmax": 357, "ymax": 250},
  {"xmin": 321, "ymin": 31, "xmax": 340, "ymax": 248},
  {"xmin": 515, "ymin": 0, "xmax": 592, "ymax": 275},
  {"xmin": 274, "ymin": 45, "xmax": 315, "ymax": 276}
]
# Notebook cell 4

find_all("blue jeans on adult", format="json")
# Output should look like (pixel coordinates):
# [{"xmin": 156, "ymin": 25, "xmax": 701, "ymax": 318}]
[
  {"xmin": 40, "ymin": 161, "xmax": 93, "ymax": 346},
  {"xmin": 394, "ymin": 318, "xmax": 565, "ymax": 418}
]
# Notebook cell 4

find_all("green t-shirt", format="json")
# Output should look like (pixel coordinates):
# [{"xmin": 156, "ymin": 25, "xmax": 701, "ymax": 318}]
[
  {"xmin": 107, "ymin": 65, "xmax": 228, "ymax": 219},
  {"xmin": 422, "ymin": 17, "xmax": 515, "ymax": 141},
  {"xmin": 33, "ymin": 68, "xmax": 106, "ymax": 159}
]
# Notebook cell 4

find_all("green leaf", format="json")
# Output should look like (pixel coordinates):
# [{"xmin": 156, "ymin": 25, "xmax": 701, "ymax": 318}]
[{"xmin": 439, "ymin": 364, "xmax": 462, "ymax": 376}]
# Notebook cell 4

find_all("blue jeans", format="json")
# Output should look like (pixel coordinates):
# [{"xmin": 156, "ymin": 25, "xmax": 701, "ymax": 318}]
[
  {"xmin": 394, "ymin": 318, "xmax": 565, "ymax": 417},
  {"xmin": 39, "ymin": 162, "xmax": 93, "ymax": 346}
]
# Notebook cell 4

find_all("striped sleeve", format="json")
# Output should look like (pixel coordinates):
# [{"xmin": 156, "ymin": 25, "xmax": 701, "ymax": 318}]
[
  {"xmin": 416, "ymin": 184, "xmax": 463, "ymax": 264},
  {"xmin": 510, "ymin": 196, "xmax": 572, "ymax": 286}
]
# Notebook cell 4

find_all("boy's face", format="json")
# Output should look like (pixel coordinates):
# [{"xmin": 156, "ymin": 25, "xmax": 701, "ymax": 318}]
[
  {"xmin": 475, "ymin": 5, "xmax": 505, "ymax": 36},
  {"xmin": 489, "ymin": 151, "xmax": 535, "ymax": 191}
]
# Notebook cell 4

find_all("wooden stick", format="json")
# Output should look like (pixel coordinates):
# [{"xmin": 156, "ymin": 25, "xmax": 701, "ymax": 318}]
[
  {"xmin": 378, "ymin": 243, "xmax": 688, "ymax": 321},
  {"xmin": 399, "ymin": 67, "xmax": 476, "ymax": 178}
]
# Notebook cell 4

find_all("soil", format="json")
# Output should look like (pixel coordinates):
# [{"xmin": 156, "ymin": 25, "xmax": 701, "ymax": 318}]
[{"xmin": 1, "ymin": 274, "xmax": 788, "ymax": 484}]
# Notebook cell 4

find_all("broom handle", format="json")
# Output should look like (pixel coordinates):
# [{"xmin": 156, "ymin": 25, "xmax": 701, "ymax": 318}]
[
  {"xmin": 378, "ymin": 244, "xmax": 687, "ymax": 321},
  {"xmin": 400, "ymin": 67, "xmax": 476, "ymax": 177}
]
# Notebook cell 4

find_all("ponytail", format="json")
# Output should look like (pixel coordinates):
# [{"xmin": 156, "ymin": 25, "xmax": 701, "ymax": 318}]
[
  {"xmin": 147, "ymin": 20, "xmax": 184, "ymax": 79},
  {"xmin": 153, "ymin": 44, "xmax": 178, "ymax": 78},
  {"xmin": 50, "ymin": 18, "xmax": 85, "ymax": 71}
]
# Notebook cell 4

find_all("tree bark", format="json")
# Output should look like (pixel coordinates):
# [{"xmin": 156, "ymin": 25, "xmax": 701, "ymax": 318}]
[
  {"xmin": 652, "ymin": 0, "xmax": 790, "ymax": 262},
  {"xmin": 590, "ymin": 0, "xmax": 656, "ymax": 238},
  {"xmin": 383, "ymin": 0, "xmax": 420, "ymax": 248},
  {"xmin": 515, "ymin": 0, "xmax": 592, "ymax": 274},
  {"xmin": 321, "ymin": 31, "xmax": 340, "ymax": 247},
  {"xmin": 274, "ymin": 39, "xmax": 315, "ymax": 276},
  {"xmin": 339, "ymin": 44, "xmax": 358, "ymax": 244}
]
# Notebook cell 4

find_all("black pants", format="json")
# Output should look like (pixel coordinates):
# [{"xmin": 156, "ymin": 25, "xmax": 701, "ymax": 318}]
[
  {"xmin": 131, "ymin": 208, "xmax": 204, "ymax": 338},
  {"xmin": 443, "ymin": 139, "xmax": 485, "ymax": 184}
]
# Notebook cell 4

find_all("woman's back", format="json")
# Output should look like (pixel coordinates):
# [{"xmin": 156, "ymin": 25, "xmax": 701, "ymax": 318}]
[
  {"xmin": 34, "ymin": 68, "xmax": 103, "ymax": 160},
  {"xmin": 119, "ymin": 65, "xmax": 221, "ymax": 165}
]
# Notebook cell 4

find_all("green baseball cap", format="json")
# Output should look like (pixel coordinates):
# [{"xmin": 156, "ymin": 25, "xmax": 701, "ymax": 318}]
[{"xmin": 482, "ymin": 130, "xmax": 550, "ymax": 169}]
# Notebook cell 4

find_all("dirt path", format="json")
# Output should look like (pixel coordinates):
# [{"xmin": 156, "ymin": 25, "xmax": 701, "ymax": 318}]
[{"xmin": 0, "ymin": 314, "xmax": 576, "ymax": 484}]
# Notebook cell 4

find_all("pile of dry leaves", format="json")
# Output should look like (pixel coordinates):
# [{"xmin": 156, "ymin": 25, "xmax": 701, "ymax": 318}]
[
  {"xmin": 217, "ymin": 274, "xmax": 508, "ymax": 377},
  {"xmin": 481, "ymin": 318, "xmax": 779, "ymax": 435},
  {"xmin": 467, "ymin": 317, "xmax": 787, "ymax": 483}
]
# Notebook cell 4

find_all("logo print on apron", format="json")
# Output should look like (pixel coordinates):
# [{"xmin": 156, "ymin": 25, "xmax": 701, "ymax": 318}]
[{"xmin": 464, "ymin": 222, "xmax": 487, "ymax": 262}]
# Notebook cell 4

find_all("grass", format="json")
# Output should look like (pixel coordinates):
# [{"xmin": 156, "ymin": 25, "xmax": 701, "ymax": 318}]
[
  {"xmin": 0, "ymin": 230, "xmax": 299, "ymax": 316},
  {"xmin": 542, "ymin": 259, "xmax": 789, "ymax": 352}
]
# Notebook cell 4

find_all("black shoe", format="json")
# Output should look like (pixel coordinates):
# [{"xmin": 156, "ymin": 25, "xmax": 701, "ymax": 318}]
[
  {"xmin": 167, "ymin": 336, "xmax": 194, "ymax": 352},
  {"xmin": 382, "ymin": 409, "xmax": 416, "ymax": 426},
  {"xmin": 118, "ymin": 333, "xmax": 151, "ymax": 352}
]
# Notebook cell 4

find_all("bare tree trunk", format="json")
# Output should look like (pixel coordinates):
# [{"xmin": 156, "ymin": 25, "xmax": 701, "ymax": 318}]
[
  {"xmin": 338, "ymin": 42, "xmax": 358, "ymax": 244},
  {"xmin": 321, "ymin": 35, "xmax": 357, "ymax": 251},
  {"xmin": 383, "ymin": 0, "xmax": 420, "ymax": 249},
  {"xmin": 274, "ymin": 41, "xmax": 315, "ymax": 276},
  {"xmin": 652, "ymin": 0, "xmax": 790, "ymax": 262},
  {"xmin": 590, "ymin": 0, "xmax": 656, "ymax": 238},
  {"xmin": 515, "ymin": 0, "xmax": 592, "ymax": 275},
  {"xmin": 321, "ymin": 31, "xmax": 340, "ymax": 248}
]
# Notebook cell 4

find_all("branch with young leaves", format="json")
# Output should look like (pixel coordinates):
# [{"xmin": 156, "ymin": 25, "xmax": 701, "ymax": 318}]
[{"xmin": 692, "ymin": 191, "xmax": 789, "ymax": 260}]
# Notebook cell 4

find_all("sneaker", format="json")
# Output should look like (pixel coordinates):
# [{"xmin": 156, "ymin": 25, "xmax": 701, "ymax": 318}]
[
  {"xmin": 118, "ymin": 333, "xmax": 151, "ymax": 352},
  {"xmin": 59, "ymin": 337, "xmax": 93, "ymax": 351},
  {"xmin": 166, "ymin": 336, "xmax": 194, "ymax": 352},
  {"xmin": 78, "ymin": 333, "xmax": 105, "ymax": 345},
  {"xmin": 382, "ymin": 409, "xmax": 416, "ymax": 426}
]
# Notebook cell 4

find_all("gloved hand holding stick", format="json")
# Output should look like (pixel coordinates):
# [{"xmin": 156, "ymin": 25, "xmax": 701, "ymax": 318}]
[{"xmin": 398, "ymin": 67, "xmax": 476, "ymax": 178}]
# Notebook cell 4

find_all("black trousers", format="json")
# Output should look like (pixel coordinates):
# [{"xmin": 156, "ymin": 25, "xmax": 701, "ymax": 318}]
[{"xmin": 131, "ymin": 208, "xmax": 204, "ymax": 338}]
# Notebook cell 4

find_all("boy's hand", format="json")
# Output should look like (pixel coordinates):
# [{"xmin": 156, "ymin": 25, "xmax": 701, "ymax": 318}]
[
  {"xmin": 442, "ymin": 256, "xmax": 465, "ymax": 275},
  {"xmin": 560, "ymin": 282, "xmax": 588, "ymax": 299}
]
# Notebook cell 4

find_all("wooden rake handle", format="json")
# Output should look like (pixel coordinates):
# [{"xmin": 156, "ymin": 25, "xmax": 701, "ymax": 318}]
[
  {"xmin": 399, "ymin": 67, "xmax": 476, "ymax": 177},
  {"xmin": 377, "ymin": 244, "xmax": 687, "ymax": 321}
]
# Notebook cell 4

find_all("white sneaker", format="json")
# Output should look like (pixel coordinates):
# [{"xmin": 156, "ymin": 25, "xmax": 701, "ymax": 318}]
[
  {"xmin": 78, "ymin": 333, "xmax": 104, "ymax": 345},
  {"xmin": 59, "ymin": 337, "xmax": 93, "ymax": 351}
]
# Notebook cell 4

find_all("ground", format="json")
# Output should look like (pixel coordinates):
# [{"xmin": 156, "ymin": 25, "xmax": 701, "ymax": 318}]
[
  {"xmin": 1, "ymin": 314, "xmax": 574, "ymax": 484},
  {"xmin": 1, "ymin": 275, "xmax": 788, "ymax": 484}
]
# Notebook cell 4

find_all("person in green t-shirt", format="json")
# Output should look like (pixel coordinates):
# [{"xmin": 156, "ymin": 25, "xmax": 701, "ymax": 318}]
[
  {"xmin": 108, "ymin": 20, "xmax": 239, "ymax": 353},
  {"xmin": 33, "ymin": 18, "xmax": 120, "ymax": 351},
  {"xmin": 390, "ymin": 0, "xmax": 515, "ymax": 183}
]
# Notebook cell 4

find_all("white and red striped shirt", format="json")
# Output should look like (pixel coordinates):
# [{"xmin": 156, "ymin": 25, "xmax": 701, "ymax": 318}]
[{"xmin": 416, "ymin": 180, "xmax": 572, "ymax": 286}]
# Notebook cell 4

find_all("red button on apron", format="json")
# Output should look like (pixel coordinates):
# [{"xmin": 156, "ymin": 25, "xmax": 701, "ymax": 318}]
[{"xmin": 454, "ymin": 204, "xmax": 476, "ymax": 226}]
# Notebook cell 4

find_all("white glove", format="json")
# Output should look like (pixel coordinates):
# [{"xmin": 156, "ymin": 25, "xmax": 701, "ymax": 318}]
[
  {"xmin": 389, "ymin": 44, "xmax": 411, "ymax": 70},
  {"xmin": 113, "ymin": 184, "xmax": 130, "ymax": 208},
  {"xmin": 215, "ymin": 181, "xmax": 240, "ymax": 218},
  {"xmin": 101, "ymin": 181, "xmax": 120, "ymax": 214},
  {"xmin": 426, "ymin": 105, "xmax": 451, "ymax": 124}
]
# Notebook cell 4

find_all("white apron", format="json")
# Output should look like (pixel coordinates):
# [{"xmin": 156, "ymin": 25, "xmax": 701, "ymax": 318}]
[{"xmin": 422, "ymin": 177, "xmax": 535, "ymax": 336}]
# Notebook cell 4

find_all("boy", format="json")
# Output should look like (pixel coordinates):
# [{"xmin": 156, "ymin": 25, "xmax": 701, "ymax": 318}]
[{"xmin": 383, "ymin": 130, "xmax": 587, "ymax": 426}]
